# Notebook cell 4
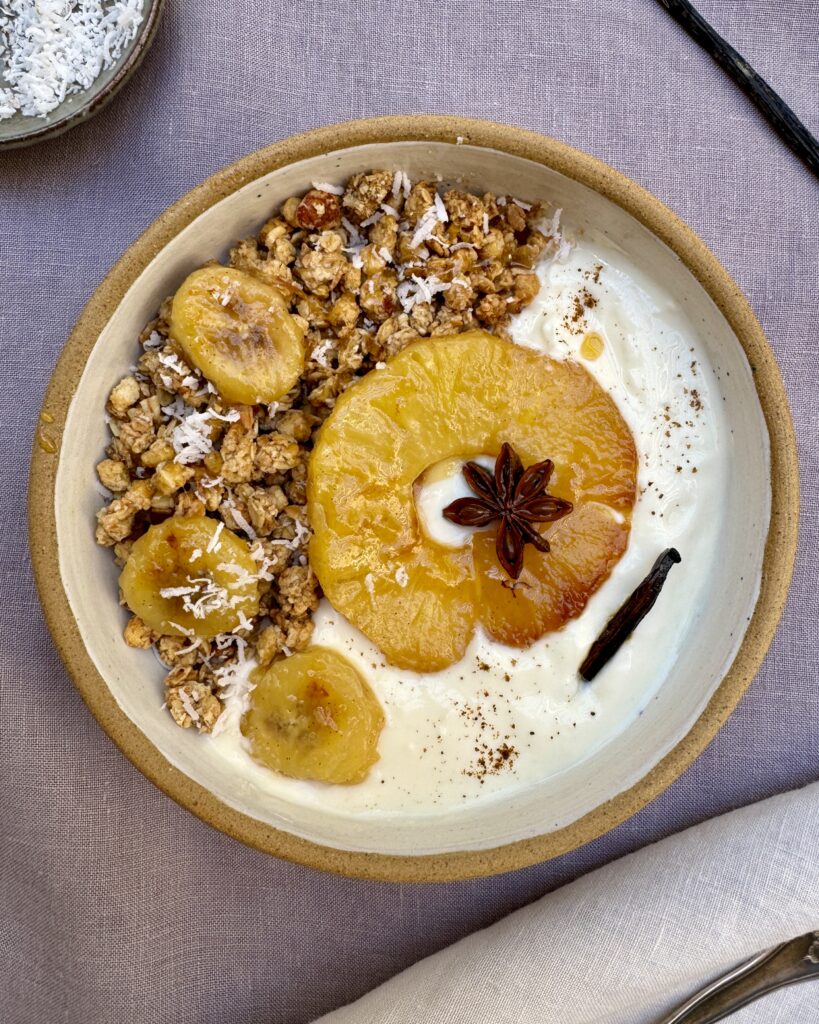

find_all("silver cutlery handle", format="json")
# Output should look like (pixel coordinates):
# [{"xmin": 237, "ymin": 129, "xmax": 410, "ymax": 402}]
[{"xmin": 658, "ymin": 931, "xmax": 819, "ymax": 1023}]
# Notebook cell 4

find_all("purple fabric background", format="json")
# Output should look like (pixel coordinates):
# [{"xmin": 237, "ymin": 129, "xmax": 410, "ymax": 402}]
[{"xmin": 1, "ymin": 2, "xmax": 817, "ymax": 1021}]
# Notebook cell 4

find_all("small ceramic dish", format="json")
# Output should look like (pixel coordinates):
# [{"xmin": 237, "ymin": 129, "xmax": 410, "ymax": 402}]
[
  {"xmin": 28, "ymin": 117, "xmax": 799, "ymax": 882},
  {"xmin": 0, "ymin": 0, "xmax": 163, "ymax": 151}
]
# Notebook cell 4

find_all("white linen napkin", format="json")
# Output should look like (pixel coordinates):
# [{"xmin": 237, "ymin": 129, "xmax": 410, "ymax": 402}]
[{"xmin": 316, "ymin": 782, "xmax": 819, "ymax": 1023}]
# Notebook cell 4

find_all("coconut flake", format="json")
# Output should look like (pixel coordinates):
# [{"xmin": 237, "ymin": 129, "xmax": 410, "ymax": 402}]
[
  {"xmin": 224, "ymin": 502, "xmax": 256, "ymax": 541},
  {"xmin": 167, "ymin": 621, "xmax": 195, "ymax": 637},
  {"xmin": 235, "ymin": 610, "xmax": 253, "ymax": 633},
  {"xmin": 206, "ymin": 521, "xmax": 224, "ymax": 553},
  {"xmin": 311, "ymin": 337, "xmax": 334, "ymax": 369},
  {"xmin": 178, "ymin": 688, "xmax": 200, "ymax": 722},
  {"xmin": 410, "ymin": 206, "xmax": 441, "ymax": 249},
  {"xmin": 391, "ymin": 170, "xmax": 411, "ymax": 199},
  {"xmin": 433, "ymin": 193, "xmax": 449, "ymax": 223},
  {"xmin": 396, "ymin": 274, "xmax": 450, "ymax": 314},
  {"xmin": 157, "ymin": 349, "xmax": 189, "ymax": 375},
  {"xmin": 311, "ymin": 180, "xmax": 343, "ymax": 195},
  {"xmin": 341, "ymin": 217, "xmax": 364, "ymax": 245}
]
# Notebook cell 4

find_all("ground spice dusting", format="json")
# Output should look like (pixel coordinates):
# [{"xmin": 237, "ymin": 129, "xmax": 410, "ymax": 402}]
[{"xmin": 455, "ymin": 692, "xmax": 520, "ymax": 782}]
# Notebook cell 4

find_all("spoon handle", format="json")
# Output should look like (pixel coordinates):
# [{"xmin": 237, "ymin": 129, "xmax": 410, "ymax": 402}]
[
  {"xmin": 657, "ymin": 0, "xmax": 819, "ymax": 178},
  {"xmin": 657, "ymin": 931, "xmax": 819, "ymax": 1023}
]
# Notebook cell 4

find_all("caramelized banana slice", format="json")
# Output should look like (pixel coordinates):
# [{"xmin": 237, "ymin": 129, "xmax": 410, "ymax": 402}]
[
  {"xmin": 242, "ymin": 647, "xmax": 384, "ymax": 785},
  {"xmin": 120, "ymin": 516, "xmax": 260, "ymax": 638},
  {"xmin": 169, "ymin": 266, "xmax": 305, "ymax": 405}
]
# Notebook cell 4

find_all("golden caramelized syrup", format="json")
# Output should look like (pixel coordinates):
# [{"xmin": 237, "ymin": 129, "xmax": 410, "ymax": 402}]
[
  {"xmin": 580, "ymin": 331, "xmax": 605, "ymax": 360},
  {"xmin": 37, "ymin": 430, "xmax": 57, "ymax": 453}
]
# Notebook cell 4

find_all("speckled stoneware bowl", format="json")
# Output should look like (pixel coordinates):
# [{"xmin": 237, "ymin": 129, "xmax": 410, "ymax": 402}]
[
  {"xmin": 28, "ymin": 117, "xmax": 799, "ymax": 882},
  {"xmin": 0, "ymin": 0, "xmax": 163, "ymax": 151}
]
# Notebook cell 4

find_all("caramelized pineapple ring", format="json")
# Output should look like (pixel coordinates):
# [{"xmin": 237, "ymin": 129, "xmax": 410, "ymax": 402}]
[
  {"xmin": 169, "ymin": 266, "xmax": 305, "ymax": 405},
  {"xmin": 242, "ymin": 647, "xmax": 385, "ymax": 784},
  {"xmin": 120, "ymin": 516, "xmax": 260, "ymax": 638},
  {"xmin": 309, "ymin": 331, "xmax": 637, "ymax": 672}
]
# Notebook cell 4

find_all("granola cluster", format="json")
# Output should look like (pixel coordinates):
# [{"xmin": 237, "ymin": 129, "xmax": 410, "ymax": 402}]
[{"xmin": 95, "ymin": 169, "xmax": 556, "ymax": 734}]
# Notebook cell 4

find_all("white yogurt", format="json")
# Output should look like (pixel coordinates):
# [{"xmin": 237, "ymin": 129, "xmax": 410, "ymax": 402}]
[{"xmin": 208, "ymin": 228, "xmax": 728, "ymax": 818}]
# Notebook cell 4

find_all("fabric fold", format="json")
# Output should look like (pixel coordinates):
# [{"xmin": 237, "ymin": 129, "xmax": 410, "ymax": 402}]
[{"xmin": 316, "ymin": 782, "xmax": 819, "ymax": 1023}]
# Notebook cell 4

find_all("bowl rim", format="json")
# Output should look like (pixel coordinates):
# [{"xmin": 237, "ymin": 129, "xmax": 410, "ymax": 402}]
[
  {"xmin": 28, "ymin": 115, "xmax": 799, "ymax": 882},
  {"xmin": 0, "ymin": 0, "xmax": 164, "ymax": 152}
]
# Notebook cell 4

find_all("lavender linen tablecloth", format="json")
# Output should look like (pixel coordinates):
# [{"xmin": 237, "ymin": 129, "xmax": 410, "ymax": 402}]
[{"xmin": 1, "ymin": 2, "xmax": 817, "ymax": 1022}]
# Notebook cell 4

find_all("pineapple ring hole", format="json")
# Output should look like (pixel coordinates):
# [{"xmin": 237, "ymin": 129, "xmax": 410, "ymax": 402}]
[{"xmin": 413, "ymin": 454, "xmax": 495, "ymax": 548}]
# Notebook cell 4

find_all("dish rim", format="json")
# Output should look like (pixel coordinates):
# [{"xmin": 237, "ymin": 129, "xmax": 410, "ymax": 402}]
[
  {"xmin": 27, "ymin": 115, "xmax": 799, "ymax": 882},
  {"xmin": 0, "ymin": 0, "xmax": 164, "ymax": 151}
]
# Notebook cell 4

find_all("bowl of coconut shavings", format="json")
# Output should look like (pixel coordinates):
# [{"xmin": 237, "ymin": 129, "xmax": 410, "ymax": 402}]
[{"xmin": 0, "ymin": 0, "xmax": 163, "ymax": 150}]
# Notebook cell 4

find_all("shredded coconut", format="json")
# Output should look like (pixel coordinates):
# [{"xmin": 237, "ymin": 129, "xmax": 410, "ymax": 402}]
[
  {"xmin": 410, "ymin": 205, "xmax": 442, "ymax": 249},
  {"xmin": 206, "ymin": 521, "xmax": 224, "ymax": 553},
  {"xmin": 433, "ymin": 193, "xmax": 449, "ymax": 223},
  {"xmin": 224, "ymin": 501, "xmax": 256, "ymax": 541},
  {"xmin": 169, "ymin": 406, "xmax": 240, "ymax": 465},
  {"xmin": 311, "ymin": 337, "xmax": 334, "ymax": 369},
  {"xmin": 341, "ymin": 217, "xmax": 364, "ymax": 246},
  {"xmin": 390, "ymin": 170, "xmax": 411, "ymax": 199},
  {"xmin": 160, "ymin": 575, "xmax": 232, "ymax": 620},
  {"xmin": 209, "ymin": 657, "xmax": 254, "ymax": 738},
  {"xmin": 157, "ymin": 349, "xmax": 189, "ymax": 375},
  {"xmin": 396, "ymin": 273, "xmax": 450, "ymax": 313},
  {"xmin": 0, "ymin": 0, "xmax": 145, "ymax": 121},
  {"xmin": 167, "ymin": 621, "xmax": 195, "ymax": 637},
  {"xmin": 311, "ymin": 180, "xmax": 343, "ymax": 195},
  {"xmin": 178, "ymin": 688, "xmax": 200, "ymax": 723},
  {"xmin": 539, "ymin": 207, "xmax": 572, "ymax": 263}
]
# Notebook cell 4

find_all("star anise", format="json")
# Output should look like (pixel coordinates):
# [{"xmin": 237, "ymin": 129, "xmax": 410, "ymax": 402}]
[{"xmin": 442, "ymin": 442, "xmax": 573, "ymax": 580}]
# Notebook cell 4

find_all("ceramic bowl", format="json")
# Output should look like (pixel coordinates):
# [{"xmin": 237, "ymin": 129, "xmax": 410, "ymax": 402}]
[
  {"xmin": 28, "ymin": 117, "xmax": 799, "ymax": 881},
  {"xmin": 0, "ymin": 0, "xmax": 163, "ymax": 151}
]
